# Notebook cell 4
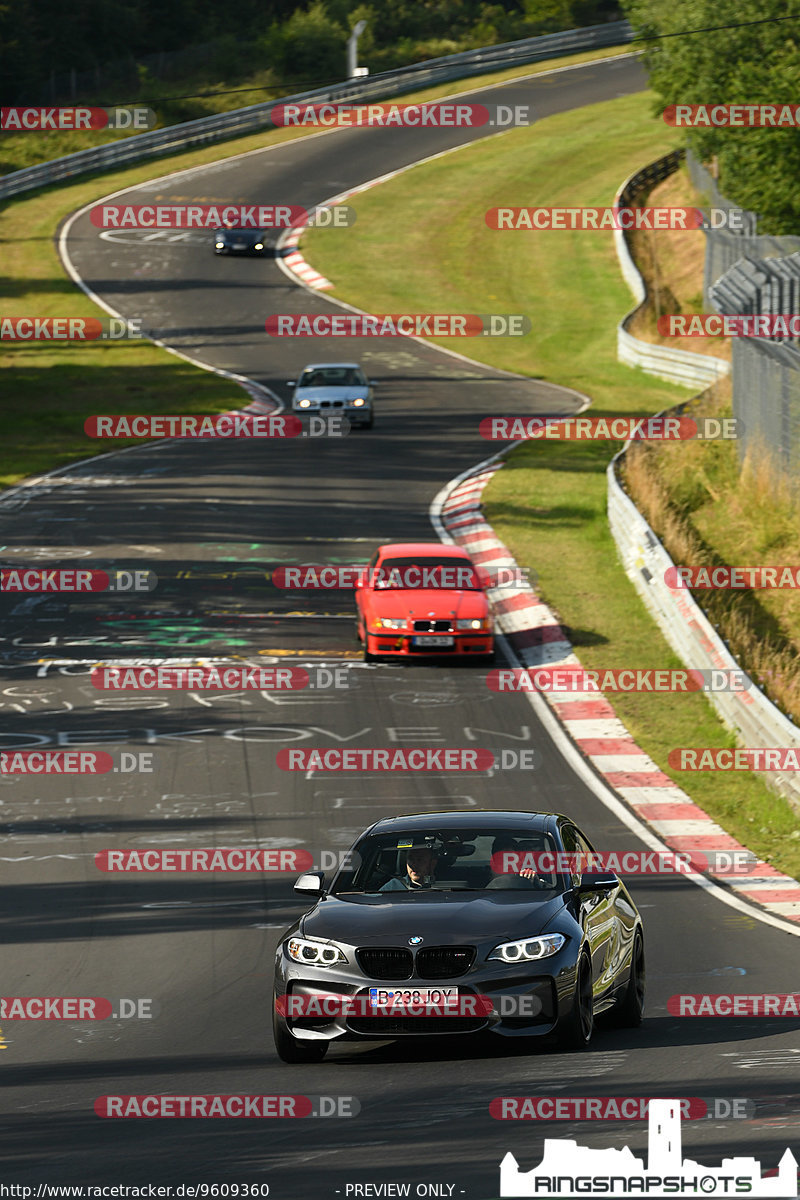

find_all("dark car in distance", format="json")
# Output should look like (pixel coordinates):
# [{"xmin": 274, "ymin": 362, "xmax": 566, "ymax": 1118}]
[
  {"xmin": 272, "ymin": 810, "xmax": 645, "ymax": 1062},
  {"xmin": 213, "ymin": 227, "xmax": 270, "ymax": 255}
]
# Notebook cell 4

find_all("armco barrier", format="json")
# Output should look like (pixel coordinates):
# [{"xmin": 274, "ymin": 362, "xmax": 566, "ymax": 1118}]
[
  {"xmin": 614, "ymin": 152, "xmax": 730, "ymax": 389},
  {"xmin": 0, "ymin": 21, "xmax": 632, "ymax": 202},
  {"xmin": 607, "ymin": 455, "xmax": 800, "ymax": 814}
]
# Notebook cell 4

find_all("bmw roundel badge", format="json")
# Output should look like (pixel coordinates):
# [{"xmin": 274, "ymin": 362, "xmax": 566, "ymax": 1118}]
[{"xmin": 408, "ymin": 936, "xmax": 423, "ymax": 946}]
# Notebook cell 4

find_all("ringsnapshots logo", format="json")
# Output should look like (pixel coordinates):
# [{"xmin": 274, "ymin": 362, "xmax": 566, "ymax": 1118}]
[
  {"xmin": 266, "ymin": 314, "xmax": 529, "ymax": 337},
  {"xmin": 271, "ymin": 101, "xmax": 532, "ymax": 128},
  {"xmin": 1, "ymin": 106, "xmax": 156, "ymax": 130},
  {"xmin": 0, "ymin": 317, "xmax": 144, "ymax": 340},
  {"xmin": 480, "ymin": 416, "xmax": 740, "ymax": 441},
  {"xmin": 498, "ymin": 1098, "xmax": 798, "ymax": 1196}
]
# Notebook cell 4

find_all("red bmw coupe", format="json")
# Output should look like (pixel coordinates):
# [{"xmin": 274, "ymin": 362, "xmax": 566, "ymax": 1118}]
[{"xmin": 355, "ymin": 542, "xmax": 495, "ymax": 662}]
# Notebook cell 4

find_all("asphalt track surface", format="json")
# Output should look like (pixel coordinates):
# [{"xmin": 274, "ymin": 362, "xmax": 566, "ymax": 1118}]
[{"xmin": 2, "ymin": 54, "xmax": 798, "ymax": 1195}]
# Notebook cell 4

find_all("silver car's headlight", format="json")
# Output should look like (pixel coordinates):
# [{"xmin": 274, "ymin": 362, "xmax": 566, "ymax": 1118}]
[
  {"xmin": 487, "ymin": 934, "xmax": 565, "ymax": 963},
  {"xmin": 380, "ymin": 618, "xmax": 406, "ymax": 629},
  {"xmin": 254, "ymin": 242, "xmax": 264, "ymax": 250},
  {"xmin": 215, "ymin": 241, "xmax": 224, "ymax": 249},
  {"xmin": 286, "ymin": 937, "xmax": 347, "ymax": 966},
  {"xmin": 351, "ymin": 397, "xmax": 366, "ymax": 407},
  {"xmin": 456, "ymin": 618, "xmax": 489, "ymax": 630},
  {"xmin": 297, "ymin": 399, "xmax": 311, "ymax": 409}
]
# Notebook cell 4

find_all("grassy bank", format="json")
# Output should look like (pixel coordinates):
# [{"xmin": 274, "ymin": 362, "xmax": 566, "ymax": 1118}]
[{"xmin": 305, "ymin": 90, "xmax": 800, "ymax": 878}]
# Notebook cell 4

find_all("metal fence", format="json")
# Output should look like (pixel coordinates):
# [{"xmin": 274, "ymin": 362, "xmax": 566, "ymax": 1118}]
[
  {"xmin": 686, "ymin": 151, "xmax": 800, "ymax": 307},
  {"xmin": 686, "ymin": 149, "xmax": 800, "ymax": 481},
  {"xmin": 0, "ymin": 20, "xmax": 633, "ymax": 203}
]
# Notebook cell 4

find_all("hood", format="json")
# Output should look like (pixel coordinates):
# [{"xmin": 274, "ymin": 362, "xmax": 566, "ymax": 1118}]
[
  {"xmin": 368, "ymin": 589, "xmax": 488, "ymax": 619},
  {"xmin": 300, "ymin": 891, "xmax": 566, "ymax": 945}
]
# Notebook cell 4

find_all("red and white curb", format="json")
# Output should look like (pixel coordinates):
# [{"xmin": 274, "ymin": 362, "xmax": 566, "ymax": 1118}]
[
  {"xmin": 281, "ymin": 226, "xmax": 333, "ymax": 290},
  {"xmin": 438, "ymin": 462, "xmax": 800, "ymax": 926}
]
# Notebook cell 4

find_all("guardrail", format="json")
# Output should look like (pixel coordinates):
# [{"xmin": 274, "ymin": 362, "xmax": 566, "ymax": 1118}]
[
  {"xmin": 607, "ymin": 448, "xmax": 800, "ymax": 813},
  {"xmin": 614, "ymin": 151, "xmax": 730, "ymax": 388},
  {"xmin": 0, "ymin": 20, "xmax": 633, "ymax": 202}
]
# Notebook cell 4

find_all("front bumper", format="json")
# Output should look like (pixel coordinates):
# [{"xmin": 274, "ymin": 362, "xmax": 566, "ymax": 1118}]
[
  {"xmin": 274, "ymin": 948, "xmax": 575, "ymax": 1043},
  {"xmin": 365, "ymin": 630, "xmax": 494, "ymax": 657}
]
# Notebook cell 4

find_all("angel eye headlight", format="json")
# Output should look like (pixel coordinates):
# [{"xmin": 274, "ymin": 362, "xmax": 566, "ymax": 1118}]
[
  {"xmin": 298, "ymin": 399, "xmax": 311, "ymax": 408},
  {"xmin": 456, "ymin": 618, "xmax": 488, "ymax": 630},
  {"xmin": 351, "ymin": 397, "xmax": 365, "ymax": 406},
  {"xmin": 380, "ymin": 618, "xmax": 406, "ymax": 629},
  {"xmin": 487, "ymin": 934, "xmax": 565, "ymax": 963},
  {"xmin": 254, "ymin": 242, "xmax": 264, "ymax": 250},
  {"xmin": 215, "ymin": 241, "xmax": 225, "ymax": 249},
  {"xmin": 286, "ymin": 937, "xmax": 347, "ymax": 966}
]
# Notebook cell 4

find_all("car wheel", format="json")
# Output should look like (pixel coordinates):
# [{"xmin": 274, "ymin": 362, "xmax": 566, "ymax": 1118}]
[
  {"xmin": 613, "ymin": 930, "xmax": 645, "ymax": 1027},
  {"xmin": 557, "ymin": 953, "xmax": 594, "ymax": 1050},
  {"xmin": 272, "ymin": 1001, "xmax": 328, "ymax": 1063}
]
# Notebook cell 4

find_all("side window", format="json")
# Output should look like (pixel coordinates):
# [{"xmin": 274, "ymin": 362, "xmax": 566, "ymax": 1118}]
[{"xmin": 560, "ymin": 825, "xmax": 583, "ymax": 887}]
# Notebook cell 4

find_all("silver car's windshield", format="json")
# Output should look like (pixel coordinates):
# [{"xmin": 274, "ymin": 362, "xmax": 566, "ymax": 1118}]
[{"xmin": 298, "ymin": 368, "xmax": 365, "ymax": 387}]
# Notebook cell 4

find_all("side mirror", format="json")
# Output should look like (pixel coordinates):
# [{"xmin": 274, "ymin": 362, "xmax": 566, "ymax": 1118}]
[
  {"xmin": 286, "ymin": 380, "xmax": 296, "ymax": 387},
  {"xmin": 370, "ymin": 380, "xmax": 378, "ymax": 387},
  {"xmin": 294, "ymin": 872, "xmax": 325, "ymax": 895},
  {"xmin": 578, "ymin": 871, "xmax": 620, "ymax": 892}
]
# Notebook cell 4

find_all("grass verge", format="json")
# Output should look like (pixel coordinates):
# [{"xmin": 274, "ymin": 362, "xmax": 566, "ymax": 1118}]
[
  {"xmin": 0, "ymin": 46, "xmax": 635, "ymax": 490},
  {"xmin": 305, "ymin": 89, "xmax": 800, "ymax": 877}
]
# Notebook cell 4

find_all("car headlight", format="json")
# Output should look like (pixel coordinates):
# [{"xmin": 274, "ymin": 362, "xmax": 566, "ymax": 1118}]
[
  {"xmin": 380, "ymin": 618, "xmax": 406, "ymax": 629},
  {"xmin": 456, "ymin": 618, "xmax": 489, "ymax": 630},
  {"xmin": 487, "ymin": 934, "xmax": 566, "ymax": 963},
  {"xmin": 286, "ymin": 937, "xmax": 347, "ymax": 966},
  {"xmin": 298, "ymin": 399, "xmax": 311, "ymax": 408},
  {"xmin": 215, "ymin": 241, "xmax": 224, "ymax": 249},
  {"xmin": 350, "ymin": 397, "xmax": 365, "ymax": 407},
  {"xmin": 254, "ymin": 242, "xmax": 264, "ymax": 250}
]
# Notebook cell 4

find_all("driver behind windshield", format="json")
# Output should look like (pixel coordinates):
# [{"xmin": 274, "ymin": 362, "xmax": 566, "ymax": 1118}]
[{"xmin": 380, "ymin": 846, "xmax": 439, "ymax": 891}]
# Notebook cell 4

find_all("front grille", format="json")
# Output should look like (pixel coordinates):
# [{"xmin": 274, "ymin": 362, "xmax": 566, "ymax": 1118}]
[
  {"xmin": 416, "ymin": 946, "xmax": 475, "ymax": 979},
  {"xmin": 318, "ymin": 400, "xmax": 344, "ymax": 408},
  {"xmin": 356, "ymin": 947, "xmax": 413, "ymax": 980},
  {"xmin": 347, "ymin": 1016, "xmax": 486, "ymax": 1035},
  {"xmin": 412, "ymin": 620, "xmax": 453, "ymax": 632}
]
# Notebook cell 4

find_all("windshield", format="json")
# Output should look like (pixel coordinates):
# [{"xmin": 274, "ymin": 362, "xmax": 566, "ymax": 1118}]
[
  {"xmin": 298, "ymin": 367, "xmax": 364, "ymax": 387},
  {"xmin": 372, "ymin": 557, "xmax": 481, "ymax": 590},
  {"xmin": 331, "ymin": 828, "xmax": 562, "ymax": 895}
]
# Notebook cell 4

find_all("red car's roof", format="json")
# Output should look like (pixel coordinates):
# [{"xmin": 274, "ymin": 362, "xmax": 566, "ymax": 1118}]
[{"xmin": 377, "ymin": 542, "xmax": 473, "ymax": 558}]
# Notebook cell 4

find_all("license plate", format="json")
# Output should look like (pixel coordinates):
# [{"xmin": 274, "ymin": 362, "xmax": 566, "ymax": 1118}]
[
  {"xmin": 412, "ymin": 636, "xmax": 453, "ymax": 647},
  {"xmin": 369, "ymin": 987, "xmax": 458, "ymax": 1008},
  {"xmin": 233, "ymin": 242, "xmax": 246, "ymax": 248}
]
